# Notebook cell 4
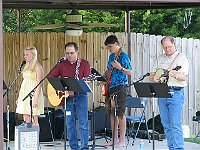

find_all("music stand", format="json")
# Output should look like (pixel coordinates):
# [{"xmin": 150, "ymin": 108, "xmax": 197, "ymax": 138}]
[
  {"xmin": 133, "ymin": 82, "xmax": 172, "ymax": 150},
  {"xmin": 47, "ymin": 77, "xmax": 92, "ymax": 150},
  {"xmin": 91, "ymin": 68, "xmax": 106, "ymax": 82},
  {"xmin": 90, "ymin": 68, "xmax": 107, "ymax": 150}
]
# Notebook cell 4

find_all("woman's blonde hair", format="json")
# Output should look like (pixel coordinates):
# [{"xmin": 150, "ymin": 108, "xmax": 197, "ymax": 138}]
[{"xmin": 23, "ymin": 46, "xmax": 38, "ymax": 71}]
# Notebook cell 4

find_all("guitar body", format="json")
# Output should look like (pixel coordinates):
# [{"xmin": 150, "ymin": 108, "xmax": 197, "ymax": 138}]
[
  {"xmin": 47, "ymin": 83, "xmax": 69, "ymax": 106},
  {"xmin": 155, "ymin": 66, "xmax": 181, "ymax": 83},
  {"xmin": 155, "ymin": 68, "xmax": 168, "ymax": 83},
  {"xmin": 102, "ymin": 81, "xmax": 111, "ymax": 96}
]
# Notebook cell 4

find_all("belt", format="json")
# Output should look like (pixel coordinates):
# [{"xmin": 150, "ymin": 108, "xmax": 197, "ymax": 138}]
[
  {"xmin": 74, "ymin": 92, "xmax": 84, "ymax": 95},
  {"xmin": 168, "ymin": 86, "xmax": 183, "ymax": 91},
  {"xmin": 74, "ymin": 92, "xmax": 80, "ymax": 95}
]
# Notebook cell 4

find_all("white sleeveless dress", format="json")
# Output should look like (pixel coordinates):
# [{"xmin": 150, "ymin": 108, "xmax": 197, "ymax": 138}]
[{"xmin": 16, "ymin": 69, "xmax": 44, "ymax": 115}]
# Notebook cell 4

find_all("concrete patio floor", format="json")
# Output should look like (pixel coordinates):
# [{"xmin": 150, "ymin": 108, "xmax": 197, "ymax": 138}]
[{"xmin": 3, "ymin": 137, "xmax": 200, "ymax": 150}]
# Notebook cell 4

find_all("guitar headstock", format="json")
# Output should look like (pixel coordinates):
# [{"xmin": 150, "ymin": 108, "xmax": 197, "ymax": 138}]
[{"xmin": 173, "ymin": 66, "xmax": 182, "ymax": 71}]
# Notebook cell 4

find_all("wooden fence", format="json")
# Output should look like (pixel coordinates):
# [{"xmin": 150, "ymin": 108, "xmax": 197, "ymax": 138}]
[{"xmin": 3, "ymin": 32, "xmax": 200, "ymax": 136}]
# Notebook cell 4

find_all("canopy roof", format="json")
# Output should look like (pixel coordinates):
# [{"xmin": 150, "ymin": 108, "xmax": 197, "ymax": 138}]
[{"xmin": 3, "ymin": 0, "xmax": 200, "ymax": 10}]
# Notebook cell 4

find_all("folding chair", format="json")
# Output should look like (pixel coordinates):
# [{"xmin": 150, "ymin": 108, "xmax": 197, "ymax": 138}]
[
  {"xmin": 126, "ymin": 97, "xmax": 151, "ymax": 145},
  {"xmin": 193, "ymin": 111, "xmax": 200, "ymax": 142}
]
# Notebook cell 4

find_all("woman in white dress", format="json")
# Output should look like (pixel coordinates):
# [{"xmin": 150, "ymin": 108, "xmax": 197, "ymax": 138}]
[{"xmin": 16, "ymin": 46, "xmax": 44, "ymax": 126}]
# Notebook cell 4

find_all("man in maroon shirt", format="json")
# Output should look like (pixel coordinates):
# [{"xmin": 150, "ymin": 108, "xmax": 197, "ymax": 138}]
[{"xmin": 49, "ymin": 42, "xmax": 91, "ymax": 150}]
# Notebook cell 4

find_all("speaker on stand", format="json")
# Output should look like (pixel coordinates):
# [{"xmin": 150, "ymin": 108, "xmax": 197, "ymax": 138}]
[
  {"xmin": 38, "ymin": 107, "xmax": 55, "ymax": 142},
  {"xmin": 89, "ymin": 106, "xmax": 111, "ymax": 141},
  {"xmin": 54, "ymin": 109, "xmax": 64, "ymax": 139}
]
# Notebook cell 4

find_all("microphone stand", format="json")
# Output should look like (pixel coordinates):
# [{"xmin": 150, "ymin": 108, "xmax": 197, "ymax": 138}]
[
  {"xmin": 3, "ymin": 69, "xmax": 23, "ymax": 98},
  {"xmin": 109, "ymin": 75, "xmax": 149, "ymax": 150},
  {"xmin": 89, "ymin": 75, "xmax": 107, "ymax": 150},
  {"xmin": 136, "ymin": 74, "xmax": 149, "ymax": 83},
  {"xmin": 21, "ymin": 74, "xmax": 46, "ymax": 128},
  {"xmin": 21, "ymin": 59, "xmax": 65, "ymax": 127},
  {"xmin": 110, "ymin": 75, "xmax": 149, "ymax": 99},
  {"xmin": 4, "ymin": 66, "xmax": 23, "ymax": 150}
]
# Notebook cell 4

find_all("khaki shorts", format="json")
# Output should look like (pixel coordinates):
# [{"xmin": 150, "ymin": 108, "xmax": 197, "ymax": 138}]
[{"xmin": 105, "ymin": 85, "xmax": 127, "ymax": 117}]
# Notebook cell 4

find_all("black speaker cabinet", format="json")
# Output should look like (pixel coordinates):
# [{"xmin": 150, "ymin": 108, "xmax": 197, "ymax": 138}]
[
  {"xmin": 89, "ymin": 106, "xmax": 111, "ymax": 133},
  {"xmin": 38, "ymin": 107, "xmax": 55, "ymax": 142},
  {"xmin": 3, "ymin": 112, "xmax": 16, "ymax": 141},
  {"xmin": 54, "ymin": 109, "xmax": 64, "ymax": 139}
]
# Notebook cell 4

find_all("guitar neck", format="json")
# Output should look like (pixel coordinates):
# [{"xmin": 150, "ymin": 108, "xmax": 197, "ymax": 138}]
[{"xmin": 106, "ymin": 48, "xmax": 122, "ymax": 81}]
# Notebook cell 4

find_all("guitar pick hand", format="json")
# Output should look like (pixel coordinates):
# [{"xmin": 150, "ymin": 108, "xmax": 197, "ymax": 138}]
[
  {"xmin": 153, "ymin": 74, "xmax": 160, "ymax": 83},
  {"xmin": 112, "ymin": 60, "xmax": 122, "ymax": 70},
  {"xmin": 169, "ymin": 70, "xmax": 177, "ymax": 78}
]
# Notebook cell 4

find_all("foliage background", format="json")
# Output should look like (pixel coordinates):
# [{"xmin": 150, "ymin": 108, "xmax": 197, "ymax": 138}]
[{"xmin": 3, "ymin": 8, "xmax": 200, "ymax": 39}]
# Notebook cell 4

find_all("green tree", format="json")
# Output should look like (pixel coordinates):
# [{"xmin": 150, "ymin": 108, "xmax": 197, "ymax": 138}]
[
  {"xmin": 3, "ymin": 9, "xmax": 122, "ymax": 33},
  {"xmin": 3, "ymin": 8, "xmax": 200, "ymax": 39},
  {"xmin": 80, "ymin": 10, "xmax": 125, "ymax": 32},
  {"xmin": 130, "ymin": 8, "xmax": 200, "ymax": 39},
  {"xmin": 3, "ymin": 9, "xmax": 18, "ymax": 32}
]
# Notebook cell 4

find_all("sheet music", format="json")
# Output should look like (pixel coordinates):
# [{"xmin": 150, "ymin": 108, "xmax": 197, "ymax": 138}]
[{"xmin": 78, "ymin": 80, "xmax": 93, "ymax": 93}]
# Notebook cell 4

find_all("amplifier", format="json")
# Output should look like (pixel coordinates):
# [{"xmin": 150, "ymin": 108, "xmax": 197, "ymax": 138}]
[
  {"xmin": 39, "ymin": 107, "xmax": 55, "ymax": 142},
  {"xmin": 15, "ymin": 124, "xmax": 39, "ymax": 150}
]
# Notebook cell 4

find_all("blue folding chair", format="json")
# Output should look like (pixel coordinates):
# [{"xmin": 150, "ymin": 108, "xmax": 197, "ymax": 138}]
[
  {"xmin": 126, "ymin": 97, "xmax": 151, "ymax": 145},
  {"xmin": 192, "ymin": 114, "xmax": 200, "ymax": 142}
]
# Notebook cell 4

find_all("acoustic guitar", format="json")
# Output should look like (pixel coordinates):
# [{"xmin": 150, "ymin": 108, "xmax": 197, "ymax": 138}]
[
  {"xmin": 155, "ymin": 66, "xmax": 181, "ymax": 83},
  {"xmin": 47, "ymin": 83, "xmax": 69, "ymax": 106},
  {"xmin": 47, "ymin": 75, "xmax": 94, "ymax": 106}
]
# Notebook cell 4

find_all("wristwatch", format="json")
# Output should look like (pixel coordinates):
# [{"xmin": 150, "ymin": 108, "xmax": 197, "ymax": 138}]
[{"xmin": 121, "ymin": 67, "xmax": 125, "ymax": 72}]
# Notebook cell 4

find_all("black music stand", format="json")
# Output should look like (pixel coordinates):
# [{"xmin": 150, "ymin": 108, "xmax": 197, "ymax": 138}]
[
  {"xmin": 47, "ymin": 77, "xmax": 92, "ymax": 150},
  {"xmin": 90, "ymin": 68, "xmax": 107, "ymax": 150},
  {"xmin": 91, "ymin": 68, "xmax": 106, "ymax": 82},
  {"xmin": 133, "ymin": 82, "xmax": 172, "ymax": 150}
]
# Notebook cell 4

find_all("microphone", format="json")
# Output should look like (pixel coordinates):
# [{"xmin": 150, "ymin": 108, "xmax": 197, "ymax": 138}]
[
  {"xmin": 139, "ymin": 73, "xmax": 150, "ymax": 80},
  {"xmin": 19, "ymin": 61, "xmax": 26, "ymax": 72},
  {"xmin": 57, "ymin": 57, "xmax": 66, "ymax": 64}
]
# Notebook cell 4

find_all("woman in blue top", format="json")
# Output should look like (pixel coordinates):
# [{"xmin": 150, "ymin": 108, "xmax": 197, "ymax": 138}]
[{"xmin": 103, "ymin": 35, "xmax": 132, "ymax": 148}]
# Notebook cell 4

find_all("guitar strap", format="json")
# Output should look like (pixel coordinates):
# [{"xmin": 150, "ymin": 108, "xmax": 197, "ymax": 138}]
[
  {"xmin": 75, "ymin": 57, "xmax": 81, "ymax": 80},
  {"xmin": 167, "ymin": 52, "xmax": 180, "ymax": 70}
]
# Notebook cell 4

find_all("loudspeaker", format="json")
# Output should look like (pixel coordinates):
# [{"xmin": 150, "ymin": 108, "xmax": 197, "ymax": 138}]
[
  {"xmin": 54, "ymin": 109, "xmax": 64, "ymax": 139},
  {"xmin": 89, "ymin": 106, "xmax": 111, "ymax": 133},
  {"xmin": 3, "ymin": 112, "xmax": 16, "ymax": 141},
  {"xmin": 38, "ymin": 107, "xmax": 55, "ymax": 142}
]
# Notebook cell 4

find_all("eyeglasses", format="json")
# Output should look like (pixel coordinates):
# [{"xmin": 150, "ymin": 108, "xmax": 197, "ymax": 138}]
[{"xmin": 66, "ymin": 52, "xmax": 76, "ymax": 55}]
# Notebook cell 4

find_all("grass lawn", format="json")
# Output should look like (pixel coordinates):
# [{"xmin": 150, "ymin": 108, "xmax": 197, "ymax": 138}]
[{"xmin": 184, "ymin": 136, "xmax": 200, "ymax": 144}]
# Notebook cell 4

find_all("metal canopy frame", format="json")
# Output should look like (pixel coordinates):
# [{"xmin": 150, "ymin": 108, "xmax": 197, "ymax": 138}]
[
  {"xmin": 1, "ymin": 1, "xmax": 200, "ymax": 149},
  {"xmin": 3, "ymin": 0, "xmax": 200, "ymax": 10}
]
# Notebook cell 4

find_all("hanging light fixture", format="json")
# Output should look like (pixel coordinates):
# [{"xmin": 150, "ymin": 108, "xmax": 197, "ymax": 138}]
[
  {"xmin": 66, "ymin": 28, "xmax": 83, "ymax": 36},
  {"xmin": 65, "ymin": 10, "xmax": 83, "ymax": 36}
]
